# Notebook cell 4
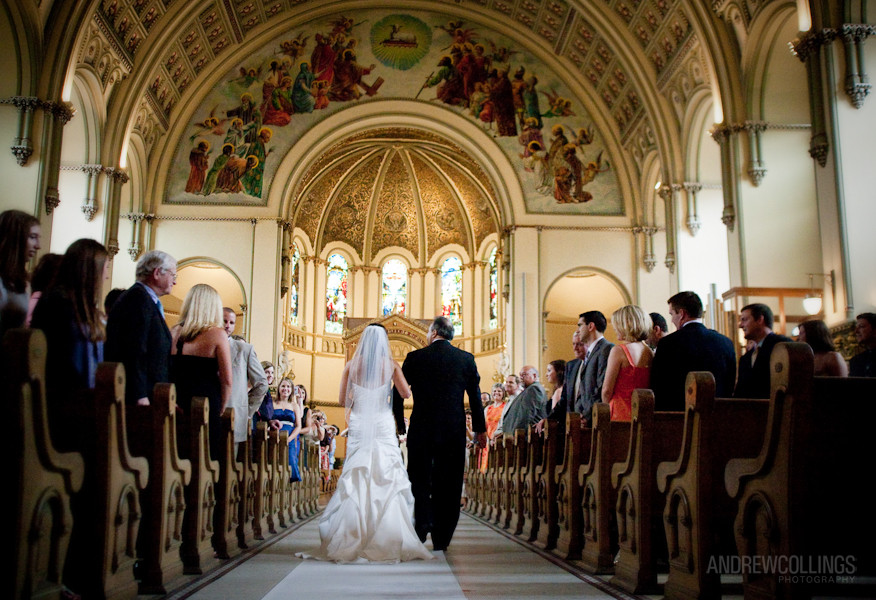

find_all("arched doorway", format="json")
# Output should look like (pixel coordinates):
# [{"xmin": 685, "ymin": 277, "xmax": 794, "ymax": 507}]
[{"xmin": 542, "ymin": 269, "xmax": 630, "ymax": 368}]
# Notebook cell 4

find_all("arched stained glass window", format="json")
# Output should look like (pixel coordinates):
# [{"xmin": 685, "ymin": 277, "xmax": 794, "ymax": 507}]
[
  {"xmin": 325, "ymin": 253, "xmax": 348, "ymax": 334},
  {"xmin": 488, "ymin": 247, "xmax": 498, "ymax": 330},
  {"xmin": 381, "ymin": 259, "xmax": 407, "ymax": 316},
  {"xmin": 290, "ymin": 244, "xmax": 301, "ymax": 326},
  {"xmin": 441, "ymin": 256, "xmax": 463, "ymax": 336}
]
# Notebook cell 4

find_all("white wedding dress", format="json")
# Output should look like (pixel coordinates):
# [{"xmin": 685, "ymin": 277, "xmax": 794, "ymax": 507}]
[{"xmin": 297, "ymin": 381, "xmax": 433, "ymax": 563}]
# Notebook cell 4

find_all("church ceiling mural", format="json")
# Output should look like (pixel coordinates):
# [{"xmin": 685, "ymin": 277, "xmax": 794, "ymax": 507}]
[{"xmin": 166, "ymin": 8, "xmax": 624, "ymax": 215}]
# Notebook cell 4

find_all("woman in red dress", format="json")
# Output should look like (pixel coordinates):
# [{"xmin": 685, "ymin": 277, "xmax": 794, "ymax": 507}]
[{"xmin": 601, "ymin": 305, "xmax": 654, "ymax": 422}]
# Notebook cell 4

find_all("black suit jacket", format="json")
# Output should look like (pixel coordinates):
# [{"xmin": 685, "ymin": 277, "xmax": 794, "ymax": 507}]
[
  {"xmin": 734, "ymin": 332, "xmax": 791, "ymax": 399},
  {"xmin": 545, "ymin": 358, "xmax": 581, "ymax": 426},
  {"xmin": 105, "ymin": 282, "xmax": 172, "ymax": 403},
  {"xmin": 393, "ymin": 339, "xmax": 484, "ymax": 444},
  {"xmin": 650, "ymin": 322, "xmax": 737, "ymax": 411}
]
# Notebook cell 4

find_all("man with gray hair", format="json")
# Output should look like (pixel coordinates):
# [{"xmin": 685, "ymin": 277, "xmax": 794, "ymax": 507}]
[
  {"xmin": 498, "ymin": 365, "xmax": 546, "ymax": 435},
  {"xmin": 106, "ymin": 250, "xmax": 177, "ymax": 405}
]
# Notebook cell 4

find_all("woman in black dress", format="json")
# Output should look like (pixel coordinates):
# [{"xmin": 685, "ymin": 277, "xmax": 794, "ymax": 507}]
[{"xmin": 170, "ymin": 283, "xmax": 232, "ymax": 459}]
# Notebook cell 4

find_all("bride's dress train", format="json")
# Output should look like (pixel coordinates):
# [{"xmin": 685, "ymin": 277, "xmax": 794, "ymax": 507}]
[{"xmin": 297, "ymin": 382, "xmax": 433, "ymax": 563}]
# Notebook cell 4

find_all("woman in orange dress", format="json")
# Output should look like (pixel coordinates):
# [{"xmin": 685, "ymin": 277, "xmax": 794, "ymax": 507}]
[
  {"xmin": 601, "ymin": 305, "xmax": 654, "ymax": 422},
  {"xmin": 480, "ymin": 383, "xmax": 507, "ymax": 472}
]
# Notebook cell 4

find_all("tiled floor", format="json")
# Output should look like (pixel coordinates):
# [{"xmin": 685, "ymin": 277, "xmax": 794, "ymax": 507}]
[{"xmin": 174, "ymin": 513, "xmax": 643, "ymax": 600}]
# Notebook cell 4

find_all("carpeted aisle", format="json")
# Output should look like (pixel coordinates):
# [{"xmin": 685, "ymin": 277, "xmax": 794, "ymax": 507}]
[{"xmin": 183, "ymin": 513, "xmax": 643, "ymax": 600}]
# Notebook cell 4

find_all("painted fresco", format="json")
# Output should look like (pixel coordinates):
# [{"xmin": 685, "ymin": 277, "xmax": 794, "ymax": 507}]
[{"xmin": 167, "ymin": 10, "xmax": 622, "ymax": 215}]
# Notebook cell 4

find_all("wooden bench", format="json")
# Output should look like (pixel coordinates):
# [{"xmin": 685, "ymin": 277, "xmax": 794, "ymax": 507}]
[
  {"xmin": 506, "ymin": 430, "xmax": 527, "ymax": 534},
  {"xmin": 657, "ymin": 372, "xmax": 769, "ymax": 600},
  {"xmin": 554, "ymin": 413, "xmax": 591, "ymax": 561},
  {"xmin": 179, "ymin": 397, "xmax": 219, "ymax": 574},
  {"xmin": 610, "ymin": 391, "xmax": 685, "ymax": 594},
  {"xmin": 578, "ymin": 403, "xmax": 631, "ymax": 574},
  {"xmin": 497, "ymin": 432, "xmax": 515, "ymax": 528},
  {"xmin": 520, "ymin": 427, "xmax": 543, "ymax": 542},
  {"xmin": 534, "ymin": 419, "xmax": 562, "ymax": 550},
  {"xmin": 250, "ymin": 422, "xmax": 270, "ymax": 540},
  {"xmin": 5, "ymin": 329, "xmax": 85, "ymax": 600},
  {"xmin": 725, "ymin": 342, "xmax": 876, "ymax": 600},
  {"xmin": 235, "ymin": 433, "xmax": 257, "ymax": 549},
  {"xmin": 212, "ymin": 408, "xmax": 241, "ymax": 559},
  {"xmin": 126, "ymin": 384, "xmax": 192, "ymax": 595},
  {"xmin": 486, "ymin": 435, "xmax": 505, "ymax": 523}
]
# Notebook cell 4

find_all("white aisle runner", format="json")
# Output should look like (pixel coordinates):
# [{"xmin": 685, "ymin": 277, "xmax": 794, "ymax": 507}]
[
  {"xmin": 263, "ymin": 551, "xmax": 466, "ymax": 600},
  {"xmin": 186, "ymin": 513, "xmax": 633, "ymax": 600}
]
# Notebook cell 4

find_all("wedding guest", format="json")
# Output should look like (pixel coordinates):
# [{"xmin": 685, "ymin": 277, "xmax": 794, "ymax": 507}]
[
  {"xmin": 106, "ymin": 250, "xmax": 176, "ymax": 405},
  {"xmin": 647, "ymin": 312, "xmax": 668, "ymax": 351},
  {"xmin": 25, "ymin": 252, "xmax": 62, "ymax": 326},
  {"xmin": 493, "ymin": 374, "xmax": 522, "ymax": 437},
  {"xmin": 545, "ymin": 358, "xmax": 566, "ymax": 413},
  {"xmin": 273, "ymin": 377, "xmax": 302, "ymax": 482},
  {"xmin": 170, "ymin": 283, "xmax": 232, "ymax": 459},
  {"xmin": 253, "ymin": 360, "xmax": 280, "ymax": 430},
  {"xmin": 601, "ymin": 305, "xmax": 653, "ymax": 421},
  {"xmin": 31, "ymin": 239, "xmax": 108, "ymax": 402},
  {"xmin": 480, "ymin": 383, "xmax": 506, "ymax": 472},
  {"xmin": 295, "ymin": 384, "xmax": 315, "ymax": 467},
  {"xmin": 0, "ymin": 209, "xmax": 40, "ymax": 336},
  {"xmin": 480, "ymin": 391, "xmax": 492, "ymax": 409},
  {"xmin": 103, "ymin": 287, "xmax": 126, "ymax": 315},
  {"xmin": 797, "ymin": 319, "xmax": 848, "ymax": 377},
  {"xmin": 735, "ymin": 303, "xmax": 791, "ymax": 398},
  {"xmin": 850, "ymin": 313, "xmax": 876, "ymax": 377},
  {"xmin": 222, "ymin": 307, "xmax": 267, "ymax": 449}
]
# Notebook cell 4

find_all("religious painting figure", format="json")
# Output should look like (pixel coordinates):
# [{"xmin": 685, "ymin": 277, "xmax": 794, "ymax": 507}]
[{"xmin": 185, "ymin": 141, "xmax": 210, "ymax": 193}]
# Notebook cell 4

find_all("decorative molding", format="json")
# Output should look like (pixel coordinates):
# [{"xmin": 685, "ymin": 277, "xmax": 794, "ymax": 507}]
[
  {"xmin": 44, "ymin": 188, "xmax": 60, "ymax": 215},
  {"xmin": 1, "ymin": 96, "xmax": 74, "ymax": 166},
  {"xmin": 127, "ymin": 241, "xmax": 142, "ymax": 261}
]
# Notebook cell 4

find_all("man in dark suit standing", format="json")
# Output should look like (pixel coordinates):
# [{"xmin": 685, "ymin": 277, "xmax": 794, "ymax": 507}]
[
  {"xmin": 650, "ymin": 291, "xmax": 736, "ymax": 410},
  {"xmin": 105, "ymin": 250, "xmax": 177, "ymax": 406},
  {"xmin": 394, "ymin": 316, "xmax": 485, "ymax": 551},
  {"xmin": 500, "ymin": 365, "xmax": 546, "ymax": 434},
  {"xmin": 571, "ymin": 311, "xmax": 614, "ymax": 424},
  {"xmin": 734, "ymin": 303, "xmax": 791, "ymax": 399}
]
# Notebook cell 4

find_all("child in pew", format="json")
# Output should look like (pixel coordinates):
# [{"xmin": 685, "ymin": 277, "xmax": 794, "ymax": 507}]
[{"xmin": 0, "ymin": 209, "xmax": 41, "ymax": 336}]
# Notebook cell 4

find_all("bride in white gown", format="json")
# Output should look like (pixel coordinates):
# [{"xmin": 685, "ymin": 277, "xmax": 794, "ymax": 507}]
[{"xmin": 297, "ymin": 324, "xmax": 434, "ymax": 563}]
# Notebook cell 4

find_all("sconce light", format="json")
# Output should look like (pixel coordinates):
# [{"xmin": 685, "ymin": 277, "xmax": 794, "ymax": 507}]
[{"xmin": 802, "ymin": 272, "xmax": 833, "ymax": 316}]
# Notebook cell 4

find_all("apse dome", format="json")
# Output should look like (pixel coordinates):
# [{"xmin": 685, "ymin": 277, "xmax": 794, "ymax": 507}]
[{"xmin": 291, "ymin": 128, "xmax": 501, "ymax": 263}]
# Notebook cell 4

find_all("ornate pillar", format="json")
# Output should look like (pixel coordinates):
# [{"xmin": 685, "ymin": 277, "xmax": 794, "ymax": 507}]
[
  {"xmin": 657, "ymin": 184, "xmax": 678, "ymax": 273},
  {"xmin": 103, "ymin": 167, "xmax": 129, "ymax": 258}
]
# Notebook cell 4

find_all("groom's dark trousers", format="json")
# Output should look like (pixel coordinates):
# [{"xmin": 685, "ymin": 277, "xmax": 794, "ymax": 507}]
[{"xmin": 394, "ymin": 339, "xmax": 485, "ymax": 549}]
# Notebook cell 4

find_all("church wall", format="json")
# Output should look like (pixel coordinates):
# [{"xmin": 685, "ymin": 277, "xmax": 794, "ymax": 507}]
[{"xmin": 831, "ymin": 38, "xmax": 876, "ymax": 317}]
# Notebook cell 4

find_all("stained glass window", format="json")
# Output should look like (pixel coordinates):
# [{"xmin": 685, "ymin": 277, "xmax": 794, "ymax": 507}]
[
  {"xmin": 488, "ymin": 247, "xmax": 498, "ymax": 330},
  {"xmin": 441, "ymin": 256, "xmax": 463, "ymax": 336},
  {"xmin": 381, "ymin": 259, "xmax": 407, "ymax": 316},
  {"xmin": 290, "ymin": 244, "xmax": 300, "ymax": 326},
  {"xmin": 325, "ymin": 253, "xmax": 348, "ymax": 334}
]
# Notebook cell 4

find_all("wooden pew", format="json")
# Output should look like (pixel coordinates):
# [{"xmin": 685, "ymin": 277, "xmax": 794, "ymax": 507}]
[
  {"xmin": 276, "ymin": 431, "xmax": 295, "ymax": 527},
  {"xmin": 506, "ymin": 430, "xmax": 527, "ymax": 535},
  {"xmin": 578, "ymin": 403, "xmax": 631, "ymax": 574},
  {"xmin": 554, "ymin": 413, "xmax": 591, "ymax": 561},
  {"xmin": 520, "ymin": 427, "xmax": 543, "ymax": 542},
  {"xmin": 725, "ymin": 343, "xmax": 876, "ymax": 600},
  {"xmin": 212, "ymin": 408, "xmax": 241, "ymax": 559},
  {"xmin": 263, "ymin": 428, "xmax": 278, "ymax": 535},
  {"xmin": 534, "ymin": 419, "xmax": 562, "ymax": 550},
  {"xmin": 463, "ymin": 445, "xmax": 482, "ymax": 514},
  {"xmin": 657, "ymin": 372, "xmax": 769, "ymax": 600},
  {"xmin": 611, "ymin": 391, "xmax": 684, "ymax": 594},
  {"xmin": 477, "ymin": 441, "xmax": 497, "ymax": 518},
  {"xmin": 126, "ymin": 384, "xmax": 192, "ymax": 595},
  {"xmin": 489, "ymin": 434, "xmax": 514, "ymax": 527},
  {"xmin": 235, "ymin": 435, "xmax": 256, "ymax": 549},
  {"xmin": 179, "ymin": 397, "xmax": 220, "ymax": 574},
  {"xmin": 250, "ymin": 422, "xmax": 270, "ymax": 540},
  {"xmin": 486, "ymin": 436, "xmax": 505, "ymax": 522},
  {"xmin": 5, "ymin": 329, "xmax": 85, "ymax": 600}
]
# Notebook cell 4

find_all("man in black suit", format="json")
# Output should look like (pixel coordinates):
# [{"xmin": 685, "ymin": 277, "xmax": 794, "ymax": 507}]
[
  {"xmin": 571, "ymin": 311, "xmax": 614, "ymax": 424},
  {"xmin": 650, "ymin": 291, "xmax": 736, "ymax": 410},
  {"xmin": 105, "ymin": 250, "xmax": 177, "ymax": 406},
  {"xmin": 734, "ymin": 303, "xmax": 791, "ymax": 399},
  {"xmin": 538, "ymin": 331, "xmax": 584, "ymax": 431},
  {"xmin": 394, "ymin": 316, "xmax": 485, "ymax": 551}
]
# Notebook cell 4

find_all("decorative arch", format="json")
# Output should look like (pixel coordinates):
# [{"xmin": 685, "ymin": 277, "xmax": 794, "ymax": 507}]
[{"xmin": 170, "ymin": 256, "xmax": 248, "ymax": 332}]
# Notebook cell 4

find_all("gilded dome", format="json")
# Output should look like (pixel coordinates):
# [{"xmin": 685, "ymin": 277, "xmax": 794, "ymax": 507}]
[{"xmin": 291, "ymin": 128, "xmax": 500, "ymax": 263}]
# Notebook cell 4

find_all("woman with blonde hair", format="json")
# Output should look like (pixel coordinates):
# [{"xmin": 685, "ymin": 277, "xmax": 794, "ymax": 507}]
[
  {"xmin": 601, "ymin": 305, "xmax": 654, "ymax": 421},
  {"xmin": 274, "ymin": 377, "xmax": 302, "ymax": 482},
  {"xmin": 170, "ymin": 283, "xmax": 232, "ymax": 459}
]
